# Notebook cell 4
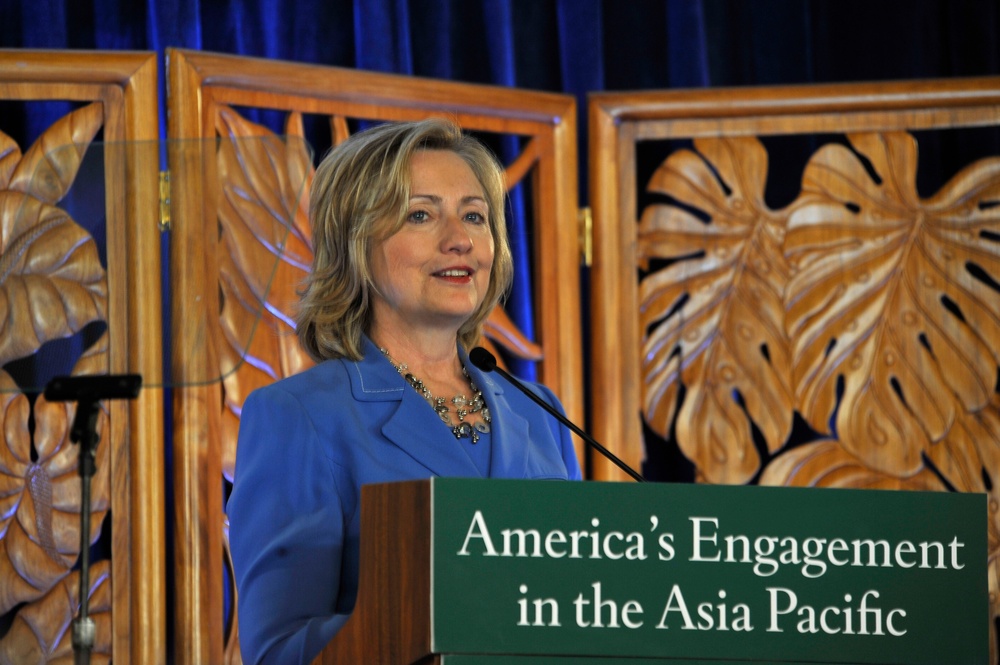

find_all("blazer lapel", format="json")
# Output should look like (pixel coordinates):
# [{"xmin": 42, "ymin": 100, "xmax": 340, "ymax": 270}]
[
  {"xmin": 349, "ymin": 339, "xmax": 481, "ymax": 478},
  {"xmin": 463, "ymin": 353, "xmax": 530, "ymax": 479}
]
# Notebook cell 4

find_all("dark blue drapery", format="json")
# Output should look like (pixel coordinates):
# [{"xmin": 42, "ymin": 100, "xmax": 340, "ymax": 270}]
[{"xmin": 6, "ymin": 0, "xmax": 999, "ymax": 137}]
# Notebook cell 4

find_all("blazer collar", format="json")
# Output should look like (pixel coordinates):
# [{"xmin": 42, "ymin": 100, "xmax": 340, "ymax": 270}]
[{"xmin": 347, "ymin": 338, "xmax": 530, "ymax": 479}]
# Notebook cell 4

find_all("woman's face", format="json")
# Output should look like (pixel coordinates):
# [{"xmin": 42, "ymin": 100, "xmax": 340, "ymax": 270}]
[{"xmin": 370, "ymin": 149, "xmax": 495, "ymax": 339}]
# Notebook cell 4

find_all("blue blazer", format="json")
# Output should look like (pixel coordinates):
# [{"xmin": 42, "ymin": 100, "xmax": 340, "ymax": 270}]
[{"xmin": 228, "ymin": 338, "xmax": 582, "ymax": 665}]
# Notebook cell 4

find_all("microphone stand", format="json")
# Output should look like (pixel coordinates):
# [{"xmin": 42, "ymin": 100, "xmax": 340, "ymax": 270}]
[
  {"xmin": 44, "ymin": 374, "xmax": 142, "ymax": 665},
  {"xmin": 469, "ymin": 348, "xmax": 645, "ymax": 482}
]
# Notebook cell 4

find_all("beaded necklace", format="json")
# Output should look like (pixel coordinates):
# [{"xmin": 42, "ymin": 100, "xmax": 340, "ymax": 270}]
[{"xmin": 379, "ymin": 347, "xmax": 491, "ymax": 444}]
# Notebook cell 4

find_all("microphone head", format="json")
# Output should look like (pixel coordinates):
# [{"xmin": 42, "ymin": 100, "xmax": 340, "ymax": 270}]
[
  {"xmin": 469, "ymin": 347, "xmax": 497, "ymax": 372},
  {"xmin": 44, "ymin": 374, "xmax": 142, "ymax": 402}
]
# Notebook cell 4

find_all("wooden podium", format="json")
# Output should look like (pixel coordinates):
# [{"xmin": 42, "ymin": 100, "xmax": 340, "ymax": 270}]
[
  {"xmin": 312, "ymin": 478, "xmax": 986, "ymax": 665},
  {"xmin": 311, "ymin": 480, "xmax": 436, "ymax": 665}
]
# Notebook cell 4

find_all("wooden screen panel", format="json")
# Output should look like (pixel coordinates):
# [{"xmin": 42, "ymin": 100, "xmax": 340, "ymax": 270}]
[
  {"xmin": 165, "ymin": 48, "xmax": 582, "ymax": 665},
  {"xmin": 589, "ymin": 79, "xmax": 1000, "ymax": 659},
  {"xmin": 0, "ymin": 51, "xmax": 164, "ymax": 664}
]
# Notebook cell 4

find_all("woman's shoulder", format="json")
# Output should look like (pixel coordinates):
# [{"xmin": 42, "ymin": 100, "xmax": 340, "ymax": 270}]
[
  {"xmin": 246, "ymin": 358, "xmax": 352, "ymax": 405},
  {"xmin": 237, "ymin": 359, "xmax": 358, "ymax": 453}
]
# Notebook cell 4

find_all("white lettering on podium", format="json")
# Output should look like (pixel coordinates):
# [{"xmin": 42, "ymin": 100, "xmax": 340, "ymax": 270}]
[
  {"xmin": 458, "ymin": 509, "xmax": 497, "ymax": 556},
  {"xmin": 656, "ymin": 586, "xmax": 752, "ymax": 631},
  {"xmin": 766, "ymin": 588, "xmax": 907, "ymax": 636},
  {"xmin": 456, "ymin": 511, "xmax": 653, "ymax": 560}
]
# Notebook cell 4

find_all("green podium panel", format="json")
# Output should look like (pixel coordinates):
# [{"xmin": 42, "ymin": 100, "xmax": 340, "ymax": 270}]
[{"xmin": 430, "ymin": 479, "xmax": 986, "ymax": 664}]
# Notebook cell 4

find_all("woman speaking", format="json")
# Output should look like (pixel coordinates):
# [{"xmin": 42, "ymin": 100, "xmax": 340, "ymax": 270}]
[{"xmin": 227, "ymin": 118, "xmax": 581, "ymax": 665}]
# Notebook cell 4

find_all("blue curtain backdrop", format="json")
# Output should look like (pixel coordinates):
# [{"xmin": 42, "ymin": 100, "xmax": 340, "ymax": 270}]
[
  {"xmin": 4, "ymin": 0, "xmax": 1000, "ymax": 176},
  {"xmin": 3, "ymin": 0, "xmax": 1000, "ymax": 461}
]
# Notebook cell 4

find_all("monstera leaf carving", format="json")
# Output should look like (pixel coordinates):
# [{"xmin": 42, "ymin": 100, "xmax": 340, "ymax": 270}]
[
  {"xmin": 5, "ymin": 103, "xmax": 102, "ymax": 205},
  {"xmin": 0, "ymin": 104, "xmax": 107, "ymax": 365},
  {"xmin": 0, "ymin": 195, "xmax": 106, "ymax": 364},
  {"xmin": 760, "ymin": 438, "xmax": 946, "ymax": 491},
  {"xmin": 638, "ymin": 136, "xmax": 794, "ymax": 484},
  {"xmin": 213, "ymin": 107, "xmax": 317, "ymax": 480},
  {"xmin": 778, "ymin": 132, "xmax": 1000, "ymax": 659},
  {"xmin": 0, "ymin": 103, "xmax": 112, "ymax": 659},
  {"xmin": 0, "ymin": 336, "xmax": 111, "ymax": 615},
  {"xmin": 785, "ymin": 131, "xmax": 1000, "ymax": 475}
]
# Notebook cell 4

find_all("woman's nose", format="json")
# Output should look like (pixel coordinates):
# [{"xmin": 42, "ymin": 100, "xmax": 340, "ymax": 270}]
[{"xmin": 441, "ymin": 214, "xmax": 473, "ymax": 253}]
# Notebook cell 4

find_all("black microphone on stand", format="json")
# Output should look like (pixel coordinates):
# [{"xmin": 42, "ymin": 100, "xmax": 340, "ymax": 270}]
[
  {"xmin": 44, "ymin": 373, "xmax": 142, "ymax": 665},
  {"xmin": 469, "ymin": 347, "xmax": 645, "ymax": 482}
]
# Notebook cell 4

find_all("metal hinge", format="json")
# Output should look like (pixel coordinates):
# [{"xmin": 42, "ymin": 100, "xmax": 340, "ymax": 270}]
[
  {"xmin": 159, "ymin": 171, "xmax": 171, "ymax": 232},
  {"xmin": 578, "ymin": 206, "xmax": 593, "ymax": 267}
]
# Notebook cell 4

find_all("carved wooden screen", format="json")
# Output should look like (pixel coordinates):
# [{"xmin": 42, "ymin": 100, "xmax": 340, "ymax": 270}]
[
  {"xmin": 165, "ymin": 48, "xmax": 582, "ymax": 665},
  {"xmin": 0, "ymin": 51, "xmax": 165, "ymax": 663},
  {"xmin": 589, "ymin": 79, "xmax": 1000, "ymax": 657}
]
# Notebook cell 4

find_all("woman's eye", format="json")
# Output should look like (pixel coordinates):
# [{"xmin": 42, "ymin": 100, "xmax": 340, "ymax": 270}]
[
  {"xmin": 465, "ymin": 211, "xmax": 487, "ymax": 224},
  {"xmin": 408, "ymin": 210, "xmax": 428, "ymax": 223}
]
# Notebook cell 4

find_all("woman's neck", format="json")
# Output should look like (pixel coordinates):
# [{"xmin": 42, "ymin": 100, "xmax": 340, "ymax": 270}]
[{"xmin": 370, "ymin": 327, "xmax": 464, "ymax": 386}]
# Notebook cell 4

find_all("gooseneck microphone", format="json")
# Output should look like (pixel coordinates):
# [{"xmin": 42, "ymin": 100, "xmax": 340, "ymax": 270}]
[{"xmin": 469, "ymin": 347, "xmax": 645, "ymax": 482}]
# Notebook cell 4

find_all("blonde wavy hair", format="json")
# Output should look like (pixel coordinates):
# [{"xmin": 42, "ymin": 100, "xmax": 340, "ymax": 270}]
[{"xmin": 296, "ymin": 118, "xmax": 513, "ymax": 361}]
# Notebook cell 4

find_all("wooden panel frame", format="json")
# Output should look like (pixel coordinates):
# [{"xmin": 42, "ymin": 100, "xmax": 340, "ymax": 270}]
[
  {"xmin": 589, "ymin": 76, "xmax": 1000, "ymax": 481},
  {"xmin": 165, "ymin": 48, "xmax": 582, "ymax": 665},
  {"xmin": 0, "ymin": 50, "xmax": 165, "ymax": 664}
]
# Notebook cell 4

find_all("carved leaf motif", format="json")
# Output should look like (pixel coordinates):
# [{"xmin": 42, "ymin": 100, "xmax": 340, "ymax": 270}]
[
  {"xmin": 0, "ymin": 192, "xmax": 107, "ymax": 364},
  {"xmin": 759, "ymin": 439, "xmax": 946, "ymax": 491},
  {"xmin": 0, "ymin": 348, "xmax": 111, "ymax": 615},
  {"xmin": 214, "ymin": 108, "xmax": 316, "ymax": 479},
  {"xmin": 0, "ymin": 561, "xmax": 112, "ymax": 664},
  {"xmin": 0, "ymin": 106, "xmax": 106, "ymax": 362},
  {"xmin": 7, "ymin": 104, "xmax": 103, "ymax": 205},
  {"xmin": 216, "ymin": 106, "xmax": 313, "ymax": 278},
  {"xmin": 785, "ymin": 131, "xmax": 1000, "ymax": 475},
  {"xmin": 638, "ymin": 136, "xmax": 794, "ymax": 484}
]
